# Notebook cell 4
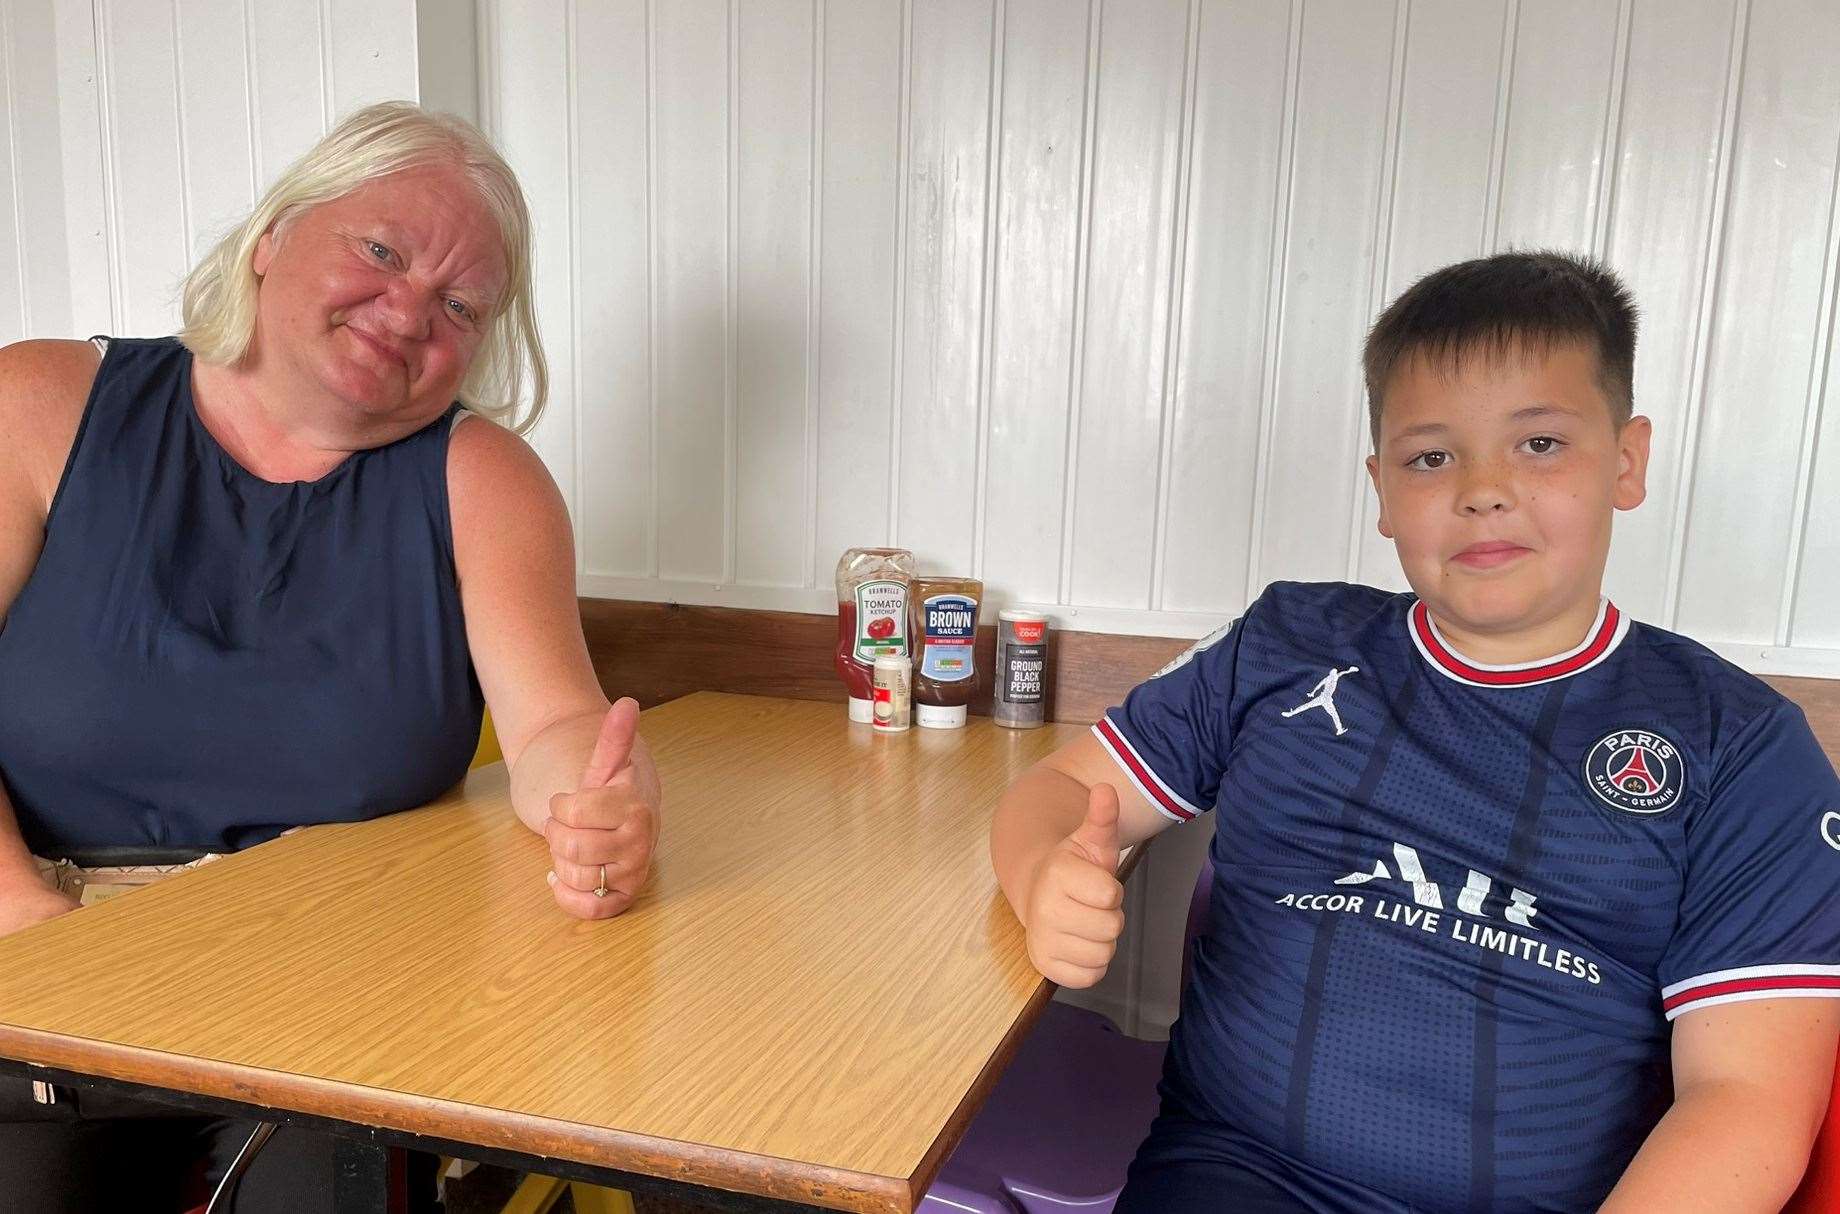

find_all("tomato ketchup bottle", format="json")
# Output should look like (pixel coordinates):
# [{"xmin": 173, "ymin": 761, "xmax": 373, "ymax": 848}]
[{"xmin": 836, "ymin": 548, "xmax": 916, "ymax": 723}]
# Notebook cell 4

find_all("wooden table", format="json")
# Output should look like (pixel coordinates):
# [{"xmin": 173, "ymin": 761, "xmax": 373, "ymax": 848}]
[{"xmin": 0, "ymin": 693, "xmax": 1086, "ymax": 1212}]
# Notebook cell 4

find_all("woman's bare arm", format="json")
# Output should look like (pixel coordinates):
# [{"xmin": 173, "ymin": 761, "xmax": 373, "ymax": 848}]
[{"xmin": 0, "ymin": 340, "xmax": 99, "ymax": 932}]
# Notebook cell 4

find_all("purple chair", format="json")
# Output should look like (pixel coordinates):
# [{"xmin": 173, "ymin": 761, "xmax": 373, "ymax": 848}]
[{"xmin": 921, "ymin": 865, "xmax": 1212, "ymax": 1214}]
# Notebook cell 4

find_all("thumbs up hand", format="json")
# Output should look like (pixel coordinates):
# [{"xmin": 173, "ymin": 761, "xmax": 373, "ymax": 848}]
[
  {"xmin": 1021, "ymin": 784, "xmax": 1126, "ymax": 988},
  {"xmin": 543, "ymin": 697, "xmax": 659, "ymax": 919}
]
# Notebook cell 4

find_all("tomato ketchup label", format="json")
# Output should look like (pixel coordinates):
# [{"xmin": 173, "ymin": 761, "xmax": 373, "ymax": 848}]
[{"xmin": 854, "ymin": 580, "xmax": 909, "ymax": 661}]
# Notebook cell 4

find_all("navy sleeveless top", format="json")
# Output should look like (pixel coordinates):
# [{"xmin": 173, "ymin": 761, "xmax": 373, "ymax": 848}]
[{"xmin": 0, "ymin": 337, "xmax": 483, "ymax": 852}]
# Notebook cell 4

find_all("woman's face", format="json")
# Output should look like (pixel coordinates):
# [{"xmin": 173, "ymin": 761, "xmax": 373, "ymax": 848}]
[{"xmin": 250, "ymin": 162, "xmax": 508, "ymax": 431}]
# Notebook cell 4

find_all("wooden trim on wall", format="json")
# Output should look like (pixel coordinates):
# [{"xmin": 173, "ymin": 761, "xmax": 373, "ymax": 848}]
[
  {"xmin": 579, "ymin": 599, "xmax": 1840, "ymax": 764},
  {"xmin": 578, "ymin": 598, "xmax": 1191, "ymax": 727},
  {"xmin": 1774, "ymin": 674, "xmax": 1840, "ymax": 764}
]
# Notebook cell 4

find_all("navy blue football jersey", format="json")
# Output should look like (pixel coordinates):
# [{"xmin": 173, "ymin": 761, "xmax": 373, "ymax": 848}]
[{"xmin": 1095, "ymin": 581, "xmax": 1840, "ymax": 1213}]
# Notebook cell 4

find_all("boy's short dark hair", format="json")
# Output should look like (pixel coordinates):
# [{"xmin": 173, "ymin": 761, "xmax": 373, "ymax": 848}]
[{"xmin": 1362, "ymin": 250, "xmax": 1638, "ymax": 445}]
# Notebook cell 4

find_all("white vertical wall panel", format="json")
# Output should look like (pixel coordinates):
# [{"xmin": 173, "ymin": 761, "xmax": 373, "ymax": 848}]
[
  {"xmin": 0, "ymin": 5, "xmax": 25, "ymax": 346},
  {"xmin": 6, "ymin": 1, "xmax": 77, "ymax": 337},
  {"xmin": 1793, "ymin": 256, "xmax": 1840, "ymax": 648},
  {"xmin": 489, "ymin": 0, "xmax": 576, "ymax": 530},
  {"xmin": 1065, "ymin": 0, "xmax": 1190, "ymax": 609},
  {"xmin": 176, "ymin": 0, "xmax": 258, "ymax": 262},
  {"xmin": 416, "ymin": 0, "xmax": 477, "ymax": 125},
  {"xmin": 49, "ymin": 0, "xmax": 115, "ymax": 337},
  {"xmin": 1352, "ymin": 0, "xmax": 1506, "ymax": 592},
  {"xmin": 734, "ymin": 0, "xmax": 814, "ymax": 587},
  {"xmin": 328, "ymin": 0, "xmax": 418, "ymax": 114},
  {"xmin": 1252, "ymin": 0, "xmax": 1396, "ymax": 589},
  {"xmin": 893, "ymin": 0, "xmax": 993, "ymax": 576},
  {"xmin": 97, "ymin": 1, "xmax": 187, "ymax": 338},
  {"xmin": 651, "ymin": 1, "xmax": 730, "ymax": 583},
  {"xmin": 812, "ymin": 0, "xmax": 902, "ymax": 583},
  {"xmin": 1600, "ymin": 0, "xmax": 1737, "ymax": 626},
  {"xmin": 574, "ymin": 0, "xmax": 652, "ymax": 578},
  {"xmin": 978, "ymin": 0, "xmax": 1088, "ymax": 606},
  {"xmin": 2, "ymin": 0, "xmax": 417, "ymax": 344},
  {"xmin": 1675, "ymin": 0, "xmax": 1840, "ymax": 646},
  {"xmin": 1492, "ymin": 0, "xmax": 1620, "ymax": 253},
  {"xmin": 247, "ymin": 3, "xmax": 329, "ymax": 186},
  {"xmin": 1156, "ymin": 0, "xmax": 1288, "ymax": 614},
  {"xmin": 1382, "ymin": 0, "xmax": 1506, "ymax": 280}
]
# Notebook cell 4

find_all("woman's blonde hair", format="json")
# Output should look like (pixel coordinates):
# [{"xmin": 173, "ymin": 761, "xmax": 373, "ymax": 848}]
[{"xmin": 178, "ymin": 101, "xmax": 547, "ymax": 434}]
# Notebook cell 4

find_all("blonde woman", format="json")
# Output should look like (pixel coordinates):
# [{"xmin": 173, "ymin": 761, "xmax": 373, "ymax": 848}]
[{"xmin": 0, "ymin": 103, "xmax": 658, "ymax": 1211}]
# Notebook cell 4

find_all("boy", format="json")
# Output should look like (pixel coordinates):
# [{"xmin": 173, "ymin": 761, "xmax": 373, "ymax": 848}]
[{"xmin": 991, "ymin": 252, "xmax": 1840, "ymax": 1212}]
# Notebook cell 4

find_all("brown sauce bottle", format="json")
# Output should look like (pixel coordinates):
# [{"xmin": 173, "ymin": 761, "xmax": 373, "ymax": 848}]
[{"xmin": 908, "ymin": 576, "xmax": 983, "ymax": 729}]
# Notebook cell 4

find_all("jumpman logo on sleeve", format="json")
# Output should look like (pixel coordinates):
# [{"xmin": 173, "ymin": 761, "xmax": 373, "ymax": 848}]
[{"xmin": 1280, "ymin": 666, "xmax": 1361, "ymax": 736}]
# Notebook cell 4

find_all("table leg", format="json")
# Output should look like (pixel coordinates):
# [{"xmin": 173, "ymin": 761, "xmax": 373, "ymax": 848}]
[{"xmin": 332, "ymin": 1136, "xmax": 409, "ymax": 1213}]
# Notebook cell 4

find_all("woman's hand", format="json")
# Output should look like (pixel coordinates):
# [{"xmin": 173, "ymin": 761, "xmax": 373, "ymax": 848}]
[
  {"xmin": 542, "ymin": 698, "xmax": 659, "ymax": 919},
  {"xmin": 0, "ymin": 879, "xmax": 79, "ymax": 938}
]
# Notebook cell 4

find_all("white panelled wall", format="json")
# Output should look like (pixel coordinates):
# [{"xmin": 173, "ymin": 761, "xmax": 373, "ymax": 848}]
[
  {"xmin": 6, "ymin": 1, "xmax": 1834, "ymax": 668},
  {"xmin": 483, "ymin": 0, "xmax": 1840, "ymax": 680}
]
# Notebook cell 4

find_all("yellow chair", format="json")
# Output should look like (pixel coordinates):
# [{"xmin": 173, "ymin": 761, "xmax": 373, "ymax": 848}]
[
  {"xmin": 497, "ymin": 1173, "xmax": 636, "ymax": 1214},
  {"xmin": 458, "ymin": 710, "xmax": 637, "ymax": 1214},
  {"xmin": 471, "ymin": 707, "xmax": 504, "ymax": 769}
]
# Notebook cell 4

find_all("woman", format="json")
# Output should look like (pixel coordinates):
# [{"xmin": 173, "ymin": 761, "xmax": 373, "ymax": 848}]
[{"xmin": 0, "ymin": 102, "xmax": 659, "ymax": 1211}]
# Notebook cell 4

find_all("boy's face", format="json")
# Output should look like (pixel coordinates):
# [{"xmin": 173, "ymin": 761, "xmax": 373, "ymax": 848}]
[{"xmin": 1365, "ymin": 340, "xmax": 1651, "ymax": 649}]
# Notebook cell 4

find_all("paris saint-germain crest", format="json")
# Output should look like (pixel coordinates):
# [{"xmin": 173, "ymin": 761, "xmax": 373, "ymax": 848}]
[{"xmin": 1583, "ymin": 729, "xmax": 1686, "ymax": 816}]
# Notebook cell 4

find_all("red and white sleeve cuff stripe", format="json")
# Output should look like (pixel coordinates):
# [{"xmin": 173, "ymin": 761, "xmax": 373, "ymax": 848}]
[
  {"xmin": 1661, "ymin": 964, "xmax": 1840, "ymax": 1020},
  {"xmin": 1091, "ymin": 716, "xmax": 1202, "ymax": 824}
]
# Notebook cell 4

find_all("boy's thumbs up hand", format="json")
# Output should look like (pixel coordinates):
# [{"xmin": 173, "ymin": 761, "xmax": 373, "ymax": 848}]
[
  {"xmin": 1022, "ymin": 784, "xmax": 1127, "ymax": 989},
  {"xmin": 1066, "ymin": 781, "xmax": 1121, "ymax": 873},
  {"xmin": 544, "ymin": 698, "xmax": 660, "ymax": 919}
]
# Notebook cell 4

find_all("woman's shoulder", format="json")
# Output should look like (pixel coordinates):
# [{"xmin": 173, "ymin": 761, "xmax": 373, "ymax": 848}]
[
  {"xmin": 0, "ymin": 337, "xmax": 104, "ymax": 394},
  {"xmin": 446, "ymin": 410, "xmax": 556, "ymax": 497},
  {"xmin": 445, "ymin": 410, "xmax": 568, "ymax": 544},
  {"xmin": 0, "ymin": 339, "xmax": 102, "ymax": 514}
]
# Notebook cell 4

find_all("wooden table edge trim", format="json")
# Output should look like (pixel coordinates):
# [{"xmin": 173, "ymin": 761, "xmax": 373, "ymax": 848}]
[
  {"xmin": 0, "ymin": 1026, "xmax": 912, "ymax": 1214},
  {"xmin": 901, "ymin": 847, "xmax": 1146, "ymax": 1203},
  {"xmin": 901, "ymin": 976, "xmax": 1057, "ymax": 1204}
]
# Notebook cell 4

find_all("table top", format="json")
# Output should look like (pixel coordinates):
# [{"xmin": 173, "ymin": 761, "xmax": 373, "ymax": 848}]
[{"xmin": 0, "ymin": 693, "xmax": 1086, "ymax": 1212}]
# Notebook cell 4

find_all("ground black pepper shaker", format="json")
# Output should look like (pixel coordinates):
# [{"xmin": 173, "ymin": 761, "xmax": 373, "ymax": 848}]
[{"xmin": 994, "ymin": 610, "xmax": 1049, "ymax": 729}]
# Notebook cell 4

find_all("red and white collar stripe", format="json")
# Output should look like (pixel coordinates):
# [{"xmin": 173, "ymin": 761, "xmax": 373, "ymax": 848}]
[
  {"xmin": 1092, "ymin": 716, "xmax": 1200, "ymax": 823},
  {"xmin": 1661, "ymin": 964, "xmax": 1840, "ymax": 1020},
  {"xmin": 1409, "ymin": 598, "xmax": 1628, "ymax": 688}
]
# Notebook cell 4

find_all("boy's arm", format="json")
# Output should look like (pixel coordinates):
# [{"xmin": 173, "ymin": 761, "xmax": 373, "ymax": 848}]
[
  {"xmin": 991, "ymin": 732, "xmax": 1180, "ymax": 988},
  {"xmin": 1599, "ymin": 998, "xmax": 1838, "ymax": 1212}
]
